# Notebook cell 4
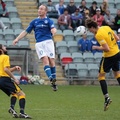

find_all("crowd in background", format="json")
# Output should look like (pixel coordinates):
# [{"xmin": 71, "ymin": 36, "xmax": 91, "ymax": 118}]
[{"xmin": 38, "ymin": 0, "xmax": 120, "ymax": 54}]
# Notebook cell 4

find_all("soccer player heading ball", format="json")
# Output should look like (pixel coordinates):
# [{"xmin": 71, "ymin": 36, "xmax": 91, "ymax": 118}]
[
  {"xmin": 85, "ymin": 18, "xmax": 120, "ymax": 111},
  {"xmin": 13, "ymin": 4, "xmax": 57, "ymax": 91}
]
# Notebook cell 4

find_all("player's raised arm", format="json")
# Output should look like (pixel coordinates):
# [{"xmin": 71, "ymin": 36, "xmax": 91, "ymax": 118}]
[
  {"xmin": 13, "ymin": 30, "xmax": 28, "ymax": 45},
  {"xmin": 113, "ymin": 32, "xmax": 120, "ymax": 41}
]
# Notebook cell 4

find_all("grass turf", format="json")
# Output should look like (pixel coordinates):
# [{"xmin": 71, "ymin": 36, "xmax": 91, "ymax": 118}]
[{"xmin": 0, "ymin": 85, "xmax": 120, "ymax": 120}]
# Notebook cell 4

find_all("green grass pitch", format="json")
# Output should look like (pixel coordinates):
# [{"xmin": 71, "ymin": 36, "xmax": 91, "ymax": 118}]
[{"xmin": 0, "ymin": 85, "xmax": 120, "ymax": 120}]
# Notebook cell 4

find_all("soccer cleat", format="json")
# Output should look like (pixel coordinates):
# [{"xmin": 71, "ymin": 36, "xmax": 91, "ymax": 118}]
[
  {"xmin": 19, "ymin": 113, "xmax": 32, "ymax": 119},
  {"xmin": 50, "ymin": 79, "xmax": 58, "ymax": 91},
  {"xmin": 8, "ymin": 107, "xmax": 18, "ymax": 118},
  {"xmin": 104, "ymin": 97, "xmax": 112, "ymax": 111}
]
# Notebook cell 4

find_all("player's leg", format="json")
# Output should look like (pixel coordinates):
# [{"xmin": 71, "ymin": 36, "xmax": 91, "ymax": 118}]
[
  {"xmin": 49, "ymin": 57, "xmax": 58, "ymax": 91},
  {"xmin": 47, "ymin": 40, "xmax": 57, "ymax": 91},
  {"xmin": 17, "ymin": 91, "xmax": 31, "ymax": 119},
  {"xmin": 35, "ymin": 42, "xmax": 53, "ymax": 81},
  {"xmin": 99, "ymin": 57, "xmax": 112, "ymax": 111},
  {"xmin": 8, "ymin": 94, "xmax": 18, "ymax": 118}
]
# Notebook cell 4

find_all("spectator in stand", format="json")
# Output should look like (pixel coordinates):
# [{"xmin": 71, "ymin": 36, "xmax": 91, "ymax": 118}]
[
  {"xmin": 0, "ymin": 0, "xmax": 9, "ymax": 17},
  {"xmin": 114, "ymin": 9, "xmax": 120, "ymax": 32},
  {"xmin": 55, "ymin": 0, "xmax": 66, "ymax": 16},
  {"xmin": 82, "ymin": 9, "xmax": 90, "ymax": 26},
  {"xmin": 77, "ymin": 0, "xmax": 88, "ymax": 15},
  {"xmin": 46, "ymin": 0, "xmax": 58, "ymax": 18},
  {"xmin": 90, "ymin": 37, "xmax": 102, "ymax": 54},
  {"xmin": 117, "ymin": 28, "xmax": 120, "ymax": 49},
  {"xmin": 100, "ymin": 0, "xmax": 109, "ymax": 15},
  {"xmin": 92, "ymin": 8, "xmax": 104, "ymax": 27},
  {"xmin": 67, "ymin": 0, "xmax": 77, "ymax": 15},
  {"xmin": 58, "ymin": 8, "xmax": 72, "ymax": 31},
  {"xmin": 0, "ymin": 19, "xmax": 8, "ymax": 30},
  {"xmin": 77, "ymin": 34, "xmax": 92, "ymax": 53},
  {"xmin": 104, "ymin": 9, "xmax": 115, "ymax": 30},
  {"xmin": 71, "ymin": 8, "xmax": 83, "ymax": 30},
  {"xmin": 89, "ymin": 1, "xmax": 98, "ymax": 17}
]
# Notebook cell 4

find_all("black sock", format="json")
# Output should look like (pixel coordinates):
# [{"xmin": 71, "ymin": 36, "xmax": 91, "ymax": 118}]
[
  {"xmin": 10, "ymin": 96, "xmax": 17, "ymax": 109},
  {"xmin": 99, "ymin": 80, "xmax": 108, "ymax": 95},
  {"xmin": 19, "ymin": 98, "xmax": 25, "ymax": 114},
  {"xmin": 117, "ymin": 77, "xmax": 120, "ymax": 85}
]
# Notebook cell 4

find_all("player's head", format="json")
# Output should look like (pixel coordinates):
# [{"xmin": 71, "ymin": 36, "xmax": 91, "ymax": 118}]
[
  {"xmin": 0, "ymin": 44, "xmax": 7, "ymax": 55},
  {"xmin": 85, "ymin": 18, "xmax": 98, "ymax": 34},
  {"xmin": 38, "ymin": 4, "xmax": 48, "ymax": 17}
]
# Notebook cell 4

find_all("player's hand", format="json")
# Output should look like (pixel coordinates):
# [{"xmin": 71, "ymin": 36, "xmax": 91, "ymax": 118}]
[
  {"xmin": 15, "ymin": 66, "xmax": 21, "ymax": 72},
  {"xmin": 14, "ymin": 79, "xmax": 20, "ymax": 85},
  {"xmin": 13, "ymin": 39, "xmax": 18, "ymax": 45},
  {"xmin": 92, "ymin": 46, "xmax": 98, "ymax": 50},
  {"xmin": 51, "ymin": 28, "xmax": 57, "ymax": 35}
]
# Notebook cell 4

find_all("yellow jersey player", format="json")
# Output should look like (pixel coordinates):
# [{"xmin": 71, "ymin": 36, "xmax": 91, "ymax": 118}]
[
  {"xmin": 85, "ymin": 18, "xmax": 120, "ymax": 111},
  {"xmin": 0, "ymin": 44, "xmax": 31, "ymax": 119}
]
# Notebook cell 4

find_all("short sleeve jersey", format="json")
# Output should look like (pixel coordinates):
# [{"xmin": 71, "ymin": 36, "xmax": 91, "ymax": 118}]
[
  {"xmin": 95, "ymin": 26, "xmax": 119, "ymax": 57},
  {"xmin": 0, "ymin": 54, "xmax": 10, "ymax": 77},
  {"xmin": 26, "ymin": 17, "xmax": 55, "ymax": 42}
]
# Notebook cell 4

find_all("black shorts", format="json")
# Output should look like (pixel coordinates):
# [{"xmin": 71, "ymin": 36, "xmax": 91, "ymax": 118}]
[
  {"xmin": 99, "ymin": 52, "xmax": 120, "ymax": 73},
  {"xmin": 0, "ymin": 77, "xmax": 21, "ymax": 96}
]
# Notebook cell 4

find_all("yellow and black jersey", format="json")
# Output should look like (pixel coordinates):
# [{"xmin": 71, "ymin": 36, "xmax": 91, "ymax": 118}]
[
  {"xmin": 0, "ymin": 54, "xmax": 10, "ymax": 77},
  {"xmin": 95, "ymin": 26, "xmax": 119, "ymax": 57}
]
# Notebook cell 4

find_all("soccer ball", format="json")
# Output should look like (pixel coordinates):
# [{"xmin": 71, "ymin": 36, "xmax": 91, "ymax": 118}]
[{"xmin": 76, "ymin": 26, "xmax": 87, "ymax": 35}]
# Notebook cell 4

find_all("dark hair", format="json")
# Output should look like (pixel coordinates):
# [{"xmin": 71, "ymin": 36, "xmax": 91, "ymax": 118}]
[
  {"xmin": 0, "ymin": 44, "xmax": 2, "ymax": 55},
  {"xmin": 85, "ymin": 18, "xmax": 98, "ymax": 29}
]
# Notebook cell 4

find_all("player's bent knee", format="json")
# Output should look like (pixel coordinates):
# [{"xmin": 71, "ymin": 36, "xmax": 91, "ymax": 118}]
[{"xmin": 17, "ymin": 91, "xmax": 26, "ymax": 99}]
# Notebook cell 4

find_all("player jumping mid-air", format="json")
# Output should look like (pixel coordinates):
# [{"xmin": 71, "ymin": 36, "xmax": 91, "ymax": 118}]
[{"xmin": 13, "ymin": 4, "xmax": 57, "ymax": 91}]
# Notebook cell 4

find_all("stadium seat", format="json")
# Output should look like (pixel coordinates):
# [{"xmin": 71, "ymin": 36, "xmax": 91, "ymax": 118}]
[
  {"xmin": 94, "ymin": 52, "xmax": 102, "ymax": 63},
  {"xmin": 110, "ymin": 8, "xmax": 117, "ymax": 16},
  {"xmin": 77, "ymin": 63, "xmax": 88, "ymax": 77},
  {"xmin": 0, "ymin": 39, "xmax": 7, "ymax": 46},
  {"xmin": 83, "ymin": 52, "xmax": 94, "ymax": 63},
  {"xmin": 72, "ymin": 52, "xmax": 83, "ymax": 63},
  {"xmin": 53, "ymin": 29, "xmax": 63, "ymax": 42},
  {"xmin": 67, "ymin": 41, "xmax": 78, "ymax": 53},
  {"xmin": 7, "ymin": 40, "xmax": 19, "ymax": 48},
  {"xmin": 7, "ymin": 7, "xmax": 18, "ymax": 18},
  {"xmin": 60, "ymin": 52, "xmax": 73, "ymax": 66},
  {"xmin": 56, "ymin": 41, "xmax": 68, "ymax": 54},
  {"xmin": 88, "ymin": 64, "xmax": 99, "ymax": 78},
  {"xmin": 4, "ymin": 29, "xmax": 15, "ymax": 40},
  {"xmin": 115, "ymin": 0, "xmax": 120, "ymax": 9},
  {"xmin": 0, "ymin": 17, "xmax": 11, "ymax": 28},
  {"xmin": 39, "ymin": 0, "xmax": 47, "ymax": 4},
  {"xmin": 65, "ymin": 63, "xmax": 78, "ymax": 77},
  {"xmin": 0, "ymin": 29, "xmax": 4, "ymax": 39},
  {"xmin": 4, "ymin": 0, "xmax": 15, "ymax": 7},
  {"xmin": 18, "ymin": 39, "xmax": 30, "ymax": 48},
  {"xmin": 63, "ymin": 30, "xmax": 74, "ymax": 42},
  {"xmin": 14, "ymin": 29, "xmax": 24, "ymax": 37},
  {"xmin": 11, "ymin": 18, "xmax": 22, "ymax": 29},
  {"xmin": 51, "ymin": 18, "xmax": 58, "ymax": 29}
]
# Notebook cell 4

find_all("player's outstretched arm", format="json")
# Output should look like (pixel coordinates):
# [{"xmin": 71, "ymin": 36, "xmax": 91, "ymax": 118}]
[
  {"xmin": 13, "ymin": 30, "xmax": 28, "ymax": 45},
  {"xmin": 10, "ymin": 66, "xmax": 21, "ymax": 72},
  {"xmin": 113, "ymin": 33, "xmax": 120, "ymax": 41}
]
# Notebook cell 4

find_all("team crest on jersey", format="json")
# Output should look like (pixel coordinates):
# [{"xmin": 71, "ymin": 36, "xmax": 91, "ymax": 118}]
[
  {"xmin": 44, "ymin": 20, "xmax": 48, "ymax": 24},
  {"xmin": 40, "ymin": 50, "xmax": 43, "ymax": 55},
  {"xmin": 50, "ymin": 53, "xmax": 53, "ymax": 56}
]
